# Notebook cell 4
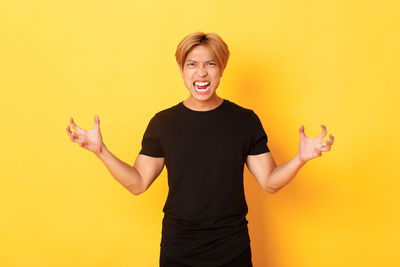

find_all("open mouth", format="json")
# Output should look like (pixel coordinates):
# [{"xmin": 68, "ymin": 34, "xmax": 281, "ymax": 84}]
[{"xmin": 193, "ymin": 81, "xmax": 210, "ymax": 92}]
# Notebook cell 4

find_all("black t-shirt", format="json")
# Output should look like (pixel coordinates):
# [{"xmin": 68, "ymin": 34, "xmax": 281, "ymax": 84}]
[{"xmin": 139, "ymin": 99, "xmax": 270, "ymax": 266}]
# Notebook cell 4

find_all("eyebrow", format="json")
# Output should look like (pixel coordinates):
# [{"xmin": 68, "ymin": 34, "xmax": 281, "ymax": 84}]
[{"xmin": 186, "ymin": 59, "xmax": 216, "ymax": 63}]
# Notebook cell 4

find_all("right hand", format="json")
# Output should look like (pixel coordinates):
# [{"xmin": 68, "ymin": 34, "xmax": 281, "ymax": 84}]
[{"xmin": 66, "ymin": 114, "xmax": 104, "ymax": 154}]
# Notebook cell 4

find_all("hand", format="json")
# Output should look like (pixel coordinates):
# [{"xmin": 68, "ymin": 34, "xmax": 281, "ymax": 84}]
[
  {"xmin": 298, "ymin": 124, "xmax": 334, "ymax": 163},
  {"xmin": 66, "ymin": 115, "xmax": 104, "ymax": 154}
]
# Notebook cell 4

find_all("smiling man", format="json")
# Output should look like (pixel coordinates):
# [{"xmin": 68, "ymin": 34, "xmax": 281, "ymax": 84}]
[{"xmin": 66, "ymin": 31, "xmax": 334, "ymax": 267}]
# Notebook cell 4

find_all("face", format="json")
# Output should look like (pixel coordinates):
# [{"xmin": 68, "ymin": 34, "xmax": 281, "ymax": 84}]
[{"xmin": 179, "ymin": 45, "xmax": 223, "ymax": 103}]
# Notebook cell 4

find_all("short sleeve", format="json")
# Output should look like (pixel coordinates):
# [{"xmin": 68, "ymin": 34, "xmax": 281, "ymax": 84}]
[
  {"xmin": 139, "ymin": 113, "xmax": 164, "ymax": 158},
  {"xmin": 248, "ymin": 111, "xmax": 270, "ymax": 155}
]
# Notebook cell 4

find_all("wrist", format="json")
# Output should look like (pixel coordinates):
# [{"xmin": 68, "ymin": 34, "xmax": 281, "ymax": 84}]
[
  {"xmin": 95, "ymin": 143, "xmax": 107, "ymax": 157},
  {"xmin": 295, "ymin": 152, "xmax": 307, "ymax": 167}
]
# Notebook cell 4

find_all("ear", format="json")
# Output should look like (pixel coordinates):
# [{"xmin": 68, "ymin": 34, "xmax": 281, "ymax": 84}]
[
  {"xmin": 218, "ymin": 65, "xmax": 224, "ymax": 78},
  {"xmin": 178, "ymin": 66, "xmax": 183, "ymax": 77}
]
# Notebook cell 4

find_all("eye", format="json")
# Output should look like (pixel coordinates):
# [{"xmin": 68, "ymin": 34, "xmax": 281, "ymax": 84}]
[
  {"xmin": 187, "ymin": 63, "xmax": 195, "ymax": 66},
  {"xmin": 208, "ymin": 63, "xmax": 215, "ymax": 65}
]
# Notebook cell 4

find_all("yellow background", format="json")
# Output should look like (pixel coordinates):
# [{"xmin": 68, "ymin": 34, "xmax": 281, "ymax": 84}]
[{"xmin": 1, "ymin": 0, "xmax": 399, "ymax": 266}]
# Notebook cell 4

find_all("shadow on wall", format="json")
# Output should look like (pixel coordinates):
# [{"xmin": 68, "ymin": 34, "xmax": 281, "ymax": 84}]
[
  {"xmin": 231, "ymin": 54, "xmax": 282, "ymax": 267},
  {"xmin": 234, "ymin": 53, "xmax": 329, "ymax": 267}
]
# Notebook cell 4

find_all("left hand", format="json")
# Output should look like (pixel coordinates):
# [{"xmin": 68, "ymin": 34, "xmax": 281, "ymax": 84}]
[{"xmin": 298, "ymin": 124, "xmax": 334, "ymax": 163}]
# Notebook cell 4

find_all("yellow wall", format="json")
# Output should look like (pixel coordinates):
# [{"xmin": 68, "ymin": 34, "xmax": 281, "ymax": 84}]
[{"xmin": 1, "ymin": 0, "xmax": 399, "ymax": 266}]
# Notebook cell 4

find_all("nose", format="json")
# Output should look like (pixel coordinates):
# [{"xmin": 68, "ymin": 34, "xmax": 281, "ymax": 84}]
[{"xmin": 197, "ymin": 65, "xmax": 207, "ymax": 76}]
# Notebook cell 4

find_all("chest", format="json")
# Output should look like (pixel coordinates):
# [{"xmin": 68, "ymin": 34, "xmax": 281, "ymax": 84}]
[{"xmin": 160, "ymin": 114, "xmax": 251, "ymax": 165}]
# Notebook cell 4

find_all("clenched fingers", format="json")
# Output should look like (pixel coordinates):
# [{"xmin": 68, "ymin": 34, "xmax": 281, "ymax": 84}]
[
  {"xmin": 66, "ymin": 125, "xmax": 81, "ymax": 143},
  {"xmin": 70, "ymin": 117, "xmax": 85, "ymax": 134}
]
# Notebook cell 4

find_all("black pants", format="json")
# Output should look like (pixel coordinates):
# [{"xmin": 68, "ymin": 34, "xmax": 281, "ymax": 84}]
[{"xmin": 159, "ymin": 246, "xmax": 253, "ymax": 267}]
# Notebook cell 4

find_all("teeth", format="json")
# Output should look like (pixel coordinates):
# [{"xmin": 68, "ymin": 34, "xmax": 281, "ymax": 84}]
[{"xmin": 194, "ymin": 82, "xmax": 210, "ymax": 86}]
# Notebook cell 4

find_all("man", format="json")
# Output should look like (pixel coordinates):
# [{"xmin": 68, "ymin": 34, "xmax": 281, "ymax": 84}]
[{"xmin": 66, "ymin": 31, "xmax": 334, "ymax": 267}]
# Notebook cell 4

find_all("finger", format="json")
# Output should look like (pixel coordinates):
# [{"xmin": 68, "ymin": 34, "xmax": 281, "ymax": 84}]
[
  {"xmin": 299, "ymin": 125, "xmax": 306, "ymax": 138},
  {"xmin": 70, "ymin": 131, "xmax": 77, "ymax": 142},
  {"xmin": 94, "ymin": 114, "xmax": 100, "ymax": 130},
  {"xmin": 319, "ymin": 142, "xmax": 326, "ymax": 150},
  {"xmin": 72, "ymin": 132, "xmax": 79, "ymax": 141},
  {"xmin": 322, "ymin": 141, "xmax": 331, "ymax": 147},
  {"xmin": 329, "ymin": 134, "xmax": 334, "ymax": 146},
  {"xmin": 72, "ymin": 132, "xmax": 85, "ymax": 146},
  {"xmin": 314, "ymin": 148, "xmax": 322, "ymax": 156},
  {"xmin": 317, "ymin": 124, "xmax": 327, "ymax": 140},
  {"xmin": 321, "ymin": 145, "xmax": 330, "ymax": 152},
  {"xmin": 67, "ymin": 125, "xmax": 79, "ymax": 141},
  {"xmin": 70, "ymin": 117, "xmax": 85, "ymax": 134},
  {"xmin": 67, "ymin": 126, "xmax": 75, "ymax": 141},
  {"xmin": 66, "ymin": 125, "xmax": 73, "ymax": 136}
]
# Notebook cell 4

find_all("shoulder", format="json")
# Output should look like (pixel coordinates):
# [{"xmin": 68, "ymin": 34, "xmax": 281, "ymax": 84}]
[
  {"xmin": 150, "ymin": 102, "xmax": 182, "ymax": 122},
  {"xmin": 224, "ymin": 100, "xmax": 266, "ymax": 133},
  {"xmin": 223, "ymin": 99, "xmax": 256, "ymax": 118},
  {"xmin": 158, "ymin": 102, "xmax": 181, "ymax": 114}
]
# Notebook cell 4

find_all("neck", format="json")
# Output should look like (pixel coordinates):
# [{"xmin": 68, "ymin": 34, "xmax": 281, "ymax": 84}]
[{"xmin": 183, "ymin": 95, "xmax": 224, "ymax": 111}]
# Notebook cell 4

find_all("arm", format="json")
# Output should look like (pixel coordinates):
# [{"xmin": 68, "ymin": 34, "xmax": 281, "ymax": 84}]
[
  {"xmin": 246, "ymin": 124, "xmax": 335, "ymax": 193},
  {"xmin": 266, "ymin": 152, "xmax": 306, "ymax": 192},
  {"xmin": 95, "ymin": 144, "xmax": 165, "ymax": 195},
  {"xmin": 66, "ymin": 115, "xmax": 165, "ymax": 196},
  {"xmin": 246, "ymin": 152, "xmax": 305, "ymax": 194}
]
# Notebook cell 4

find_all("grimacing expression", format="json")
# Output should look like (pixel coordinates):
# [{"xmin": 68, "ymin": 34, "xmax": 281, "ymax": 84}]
[{"xmin": 179, "ymin": 45, "xmax": 223, "ymax": 100}]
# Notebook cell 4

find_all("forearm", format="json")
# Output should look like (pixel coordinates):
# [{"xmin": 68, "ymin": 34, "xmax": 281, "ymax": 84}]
[
  {"xmin": 95, "ymin": 144, "xmax": 143, "ymax": 195},
  {"xmin": 266, "ymin": 152, "xmax": 306, "ymax": 191}
]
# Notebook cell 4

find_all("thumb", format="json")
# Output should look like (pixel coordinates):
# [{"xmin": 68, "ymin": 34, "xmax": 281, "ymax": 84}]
[
  {"xmin": 299, "ymin": 125, "xmax": 306, "ymax": 138},
  {"xmin": 94, "ymin": 114, "xmax": 100, "ymax": 129}
]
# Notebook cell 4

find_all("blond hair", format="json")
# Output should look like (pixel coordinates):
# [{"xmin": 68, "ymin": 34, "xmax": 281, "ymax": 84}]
[{"xmin": 175, "ymin": 32, "xmax": 230, "ymax": 73}]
